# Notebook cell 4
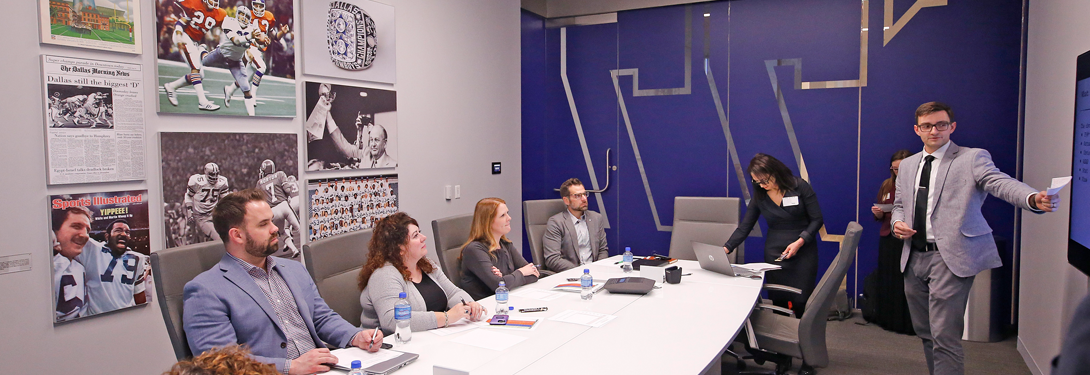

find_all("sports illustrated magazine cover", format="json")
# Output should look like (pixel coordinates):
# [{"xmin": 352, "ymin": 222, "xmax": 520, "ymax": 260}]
[
  {"xmin": 159, "ymin": 132, "xmax": 302, "ymax": 260},
  {"xmin": 154, "ymin": 0, "xmax": 296, "ymax": 117},
  {"xmin": 49, "ymin": 190, "xmax": 151, "ymax": 324},
  {"xmin": 304, "ymin": 81, "xmax": 397, "ymax": 171},
  {"xmin": 40, "ymin": 0, "xmax": 142, "ymax": 54},
  {"xmin": 300, "ymin": 0, "xmax": 395, "ymax": 84},
  {"xmin": 307, "ymin": 175, "xmax": 398, "ymax": 241}
]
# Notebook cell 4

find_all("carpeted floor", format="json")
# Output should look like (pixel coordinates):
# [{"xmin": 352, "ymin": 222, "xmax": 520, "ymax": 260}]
[{"xmin": 722, "ymin": 315, "xmax": 1032, "ymax": 375}]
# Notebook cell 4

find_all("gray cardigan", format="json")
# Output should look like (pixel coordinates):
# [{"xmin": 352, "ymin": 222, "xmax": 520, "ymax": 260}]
[{"xmin": 359, "ymin": 260, "xmax": 473, "ymax": 334}]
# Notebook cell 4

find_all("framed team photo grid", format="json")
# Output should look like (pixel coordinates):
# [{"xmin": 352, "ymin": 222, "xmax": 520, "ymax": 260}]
[
  {"xmin": 49, "ymin": 190, "xmax": 151, "ymax": 324},
  {"xmin": 307, "ymin": 174, "xmax": 398, "ymax": 241},
  {"xmin": 154, "ymin": 0, "xmax": 296, "ymax": 117},
  {"xmin": 39, "ymin": 0, "xmax": 143, "ymax": 54},
  {"xmin": 159, "ymin": 132, "xmax": 302, "ymax": 261}
]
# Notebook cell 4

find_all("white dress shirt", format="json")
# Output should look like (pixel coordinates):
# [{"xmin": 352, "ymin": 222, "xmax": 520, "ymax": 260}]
[
  {"xmin": 913, "ymin": 141, "xmax": 951, "ymax": 242},
  {"xmin": 567, "ymin": 210, "xmax": 593, "ymax": 265}
]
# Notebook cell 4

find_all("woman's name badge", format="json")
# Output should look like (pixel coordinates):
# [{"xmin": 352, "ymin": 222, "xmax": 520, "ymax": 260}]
[{"xmin": 783, "ymin": 196, "xmax": 799, "ymax": 206}]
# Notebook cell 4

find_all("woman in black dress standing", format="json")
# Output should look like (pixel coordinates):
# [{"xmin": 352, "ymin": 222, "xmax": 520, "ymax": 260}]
[
  {"xmin": 724, "ymin": 153, "xmax": 823, "ymax": 317},
  {"xmin": 871, "ymin": 150, "xmax": 915, "ymax": 334}
]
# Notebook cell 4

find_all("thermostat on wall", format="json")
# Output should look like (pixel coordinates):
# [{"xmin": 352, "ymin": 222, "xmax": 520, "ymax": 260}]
[{"xmin": 492, "ymin": 162, "xmax": 501, "ymax": 174}]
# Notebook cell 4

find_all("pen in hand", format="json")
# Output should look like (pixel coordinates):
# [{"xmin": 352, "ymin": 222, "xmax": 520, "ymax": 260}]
[
  {"xmin": 460, "ymin": 298, "xmax": 473, "ymax": 320},
  {"xmin": 368, "ymin": 325, "xmax": 380, "ymax": 350}
]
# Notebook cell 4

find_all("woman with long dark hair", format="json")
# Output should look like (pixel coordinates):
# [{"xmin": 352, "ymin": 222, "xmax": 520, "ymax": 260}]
[
  {"xmin": 872, "ymin": 150, "xmax": 915, "ymax": 334},
  {"xmin": 724, "ymin": 153, "xmax": 824, "ymax": 317},
  {"xmin": 358, "ymin": 212, "xmax": 484, "ymax": 333}
]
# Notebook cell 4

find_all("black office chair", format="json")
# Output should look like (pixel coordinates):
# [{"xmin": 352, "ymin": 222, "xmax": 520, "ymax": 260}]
[{"xmin": 741, "ymin": 221, "xmax": 863, "ymax": 375}]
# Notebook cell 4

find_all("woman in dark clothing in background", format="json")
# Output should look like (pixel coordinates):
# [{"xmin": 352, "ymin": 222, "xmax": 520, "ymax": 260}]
[
  {"xmin": 724, "ymin": 153, "xmax": 824, "ymax": 317},
  {"xmin": 871, "ymin": 149, "xmax": 915, "ymax": 334}
]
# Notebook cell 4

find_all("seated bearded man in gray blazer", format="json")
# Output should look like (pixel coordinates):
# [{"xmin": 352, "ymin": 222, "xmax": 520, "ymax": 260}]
[
  {"xmin": 891, "ymin": 102, "xmax": 1059, "ymax": 375},
  {"xmin": 543, "ymin": 178, "xmax": 609, "ymax": 272},
  {"xmin": 183, "ymin": 189, "xmax": 383, "ymax": 375}
]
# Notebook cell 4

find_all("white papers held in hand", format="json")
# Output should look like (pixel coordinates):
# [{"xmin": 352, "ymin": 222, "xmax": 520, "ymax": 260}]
[{"xmin": 1047, "ymin": 176, "xmax": 1072, "ymax": 196}]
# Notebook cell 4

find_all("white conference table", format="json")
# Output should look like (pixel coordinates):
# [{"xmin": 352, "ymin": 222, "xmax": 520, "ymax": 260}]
[{"xmin": 334, "ymin": 256, "xmax": 763, "ymax": 375}]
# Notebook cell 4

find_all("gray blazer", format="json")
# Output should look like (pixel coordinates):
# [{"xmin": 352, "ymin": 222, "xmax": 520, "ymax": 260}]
[
  {"xmin": 359, "ymin": 260, "xmax": 473, "ymax": 334},
  {"xmin": 891, "ymin": 142, "xmax": 1040, "ymax": 277},
  {"xmin": 542, "ymin": 210, "xmax": 609, "ymax": 272}
]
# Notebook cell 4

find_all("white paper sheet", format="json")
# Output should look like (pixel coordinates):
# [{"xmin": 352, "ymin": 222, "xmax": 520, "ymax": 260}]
[
  {"xmin": 429, "ymin": 318, "xmax": 484, "ymax": 337},
  {"xmin": 1047, "ymin": 176, "xmax": 1072, "ymax": 196},
  {"xmin": 449, "ymin": 329, "xmax": 528, "ymax": 351},
  {"xmin": 511, "ymin": 289, "xmax": 564, "ymax": 301},
  {"xmin": 734, "ymin": 263, "xmax": 782, "ymax": 272},
  {"xmin": 548, "ymin": 310, "xmax": 617, "ymax": 327},
  {"xmin": 331, "ymin": 347, "xmax": 402, "ymax": 370},
  {"xmin": 873, "ymin": 203, "xmax": 893, "ymax": 212}
]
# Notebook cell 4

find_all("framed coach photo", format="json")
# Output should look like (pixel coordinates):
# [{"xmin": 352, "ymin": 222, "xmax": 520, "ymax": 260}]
[
  {"xmin": 154, "ymin": 0, "xmax": 296, "ymax": 117},
  {"xmin": 304, "ymin": 81, "xmax": 397, "ymax": 171},
  {"xmin": 300, "ymin": 0, "xmax": 395, "ymax": 84},
  {"xmin": 159, "ymin": 132, "xmax": 303, "ymax": 260},
  {"xmin": 39, "ymin": 0, "xmax": 142, "ymax": 54},
  {"xmin": 49, "ymin": 190, "xmax": 150, "ymax": 324}
]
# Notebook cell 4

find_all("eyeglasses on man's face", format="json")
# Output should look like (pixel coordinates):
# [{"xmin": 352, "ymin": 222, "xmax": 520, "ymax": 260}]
[
  {"xmin": 569, "ymin": 192, "xmax": 589, "ymax": 199},
  {"xmin": 916, "ymin": 121, "xmax": 952, "ymax": 132}
]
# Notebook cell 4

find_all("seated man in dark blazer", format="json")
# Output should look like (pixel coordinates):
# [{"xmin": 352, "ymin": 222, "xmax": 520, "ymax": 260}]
[
  {"xmin": 542, "ymin": 178, "xmax": 609, "ymax": 272},
  {"xmin": 183, "ymin": 188, "xmax": 383, "ymax": 375}
]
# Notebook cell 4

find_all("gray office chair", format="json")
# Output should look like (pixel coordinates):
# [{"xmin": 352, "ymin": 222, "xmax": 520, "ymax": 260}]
[
  {"xmin": 431, "ymin": 213, "xmax": 474, "ymax": 288},
  {"xmin": 668, "ymin": 196, "xmax": 742, "ymax": 261},
  {"xmin": 151, "ymin": 240, "xmax": 227, "ymax": 360},
  {"xmin": 744, "ymin": 221, "xmax": 863, "ymax": 375},
  {"xmin": 522, "ymin": 199, "xmax": 567, "ymax": 275},
  {"xmin": 302, "ymin": 229, "xmax": 372, "ymax": 327}
]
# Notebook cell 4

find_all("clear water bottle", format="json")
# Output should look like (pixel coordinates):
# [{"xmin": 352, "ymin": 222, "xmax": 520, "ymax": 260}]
[
  {"xmin": 394, "ymin": 292, "xmax": 411, "ymax": 344},
  {"xmin": 348, "ymin": 360, "xmax": 364, "ymax": 375},
  {"xmin": 622, "ymin": 246, "xmax": 634, "ymax": 273},
  {"xmin": 495, "ymin": 281, "xmax": 509, "ymax": 314},
  {"xmin": 580, "ymin": 269, "xmax": 594, "ymax": 300}
]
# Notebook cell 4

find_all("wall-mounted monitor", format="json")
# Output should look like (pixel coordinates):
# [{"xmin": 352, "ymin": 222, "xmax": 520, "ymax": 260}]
[{"xmin": 1069, "ymin": 50, "xmax": 1090, "ymax": 276}]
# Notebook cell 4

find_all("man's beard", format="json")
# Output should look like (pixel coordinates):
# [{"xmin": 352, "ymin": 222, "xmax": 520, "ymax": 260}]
[{"xmin": 245, "ymin": 233, "xmax": 279, "ymax": 258}]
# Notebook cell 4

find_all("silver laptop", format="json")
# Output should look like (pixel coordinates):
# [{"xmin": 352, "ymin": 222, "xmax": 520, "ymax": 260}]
[
  {"xmin": 692, "ymin": 241, "xmax": 760, "ymax": 278},
  {"xmin": 333, "ymin": 350, "xmax": 419, "ymax": 375}
]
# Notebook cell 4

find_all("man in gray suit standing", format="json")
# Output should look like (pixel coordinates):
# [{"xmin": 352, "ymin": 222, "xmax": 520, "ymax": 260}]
[
  {"xmin": 891, "ymin": 102, "xmax": 1060, "ymax": 375},
  {"xmin": 543, "ymin": 178, "xmax": 610, "ymax": 272}
]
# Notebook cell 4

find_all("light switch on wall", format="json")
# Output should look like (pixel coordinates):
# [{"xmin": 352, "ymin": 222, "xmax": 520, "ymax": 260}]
[
  {"xmin": 454, "ymin": 185, "xmax": 461, "ymax": 199},
  {"xmin": 445, "ymin": 185, "xmax": 452, "ymax": 200}
]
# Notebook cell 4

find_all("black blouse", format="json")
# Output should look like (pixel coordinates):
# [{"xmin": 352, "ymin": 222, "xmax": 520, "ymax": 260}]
[
  {"xmin": 724, "ymin": 177, "xmax": 824, "ymax": 251},
  {"xmin": 413, "ymin": 273, "xmax": 448, "ymax": 312}
]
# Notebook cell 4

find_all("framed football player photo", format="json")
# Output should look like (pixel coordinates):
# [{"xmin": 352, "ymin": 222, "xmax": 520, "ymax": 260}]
[
  {"xmin": 300, "ymin": 0, "xmax": 395, "ymax": 84},
  {"xmin": 304, "ymin": 81, "xmax": 398, "ymax": 171},
  {"xmin": 160, "ymin": 132, "xmax": 303, "ymax": 261},
  {"xmin": 39, "ymin": 0, "xmax": 143, "ymax": 54},
  {"xmin": 154, "ymin": 0, "xmax": 296, "ymax": 117},
  {"xmin": 49, "ymin": 190, "xmax": 151, "ymax": 324}
]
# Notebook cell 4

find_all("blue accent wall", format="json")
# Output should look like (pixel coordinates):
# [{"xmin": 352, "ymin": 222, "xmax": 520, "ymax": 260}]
[{"xmin": 522, "ymin": 0, "xmax": 1023, "ymax": 306}]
